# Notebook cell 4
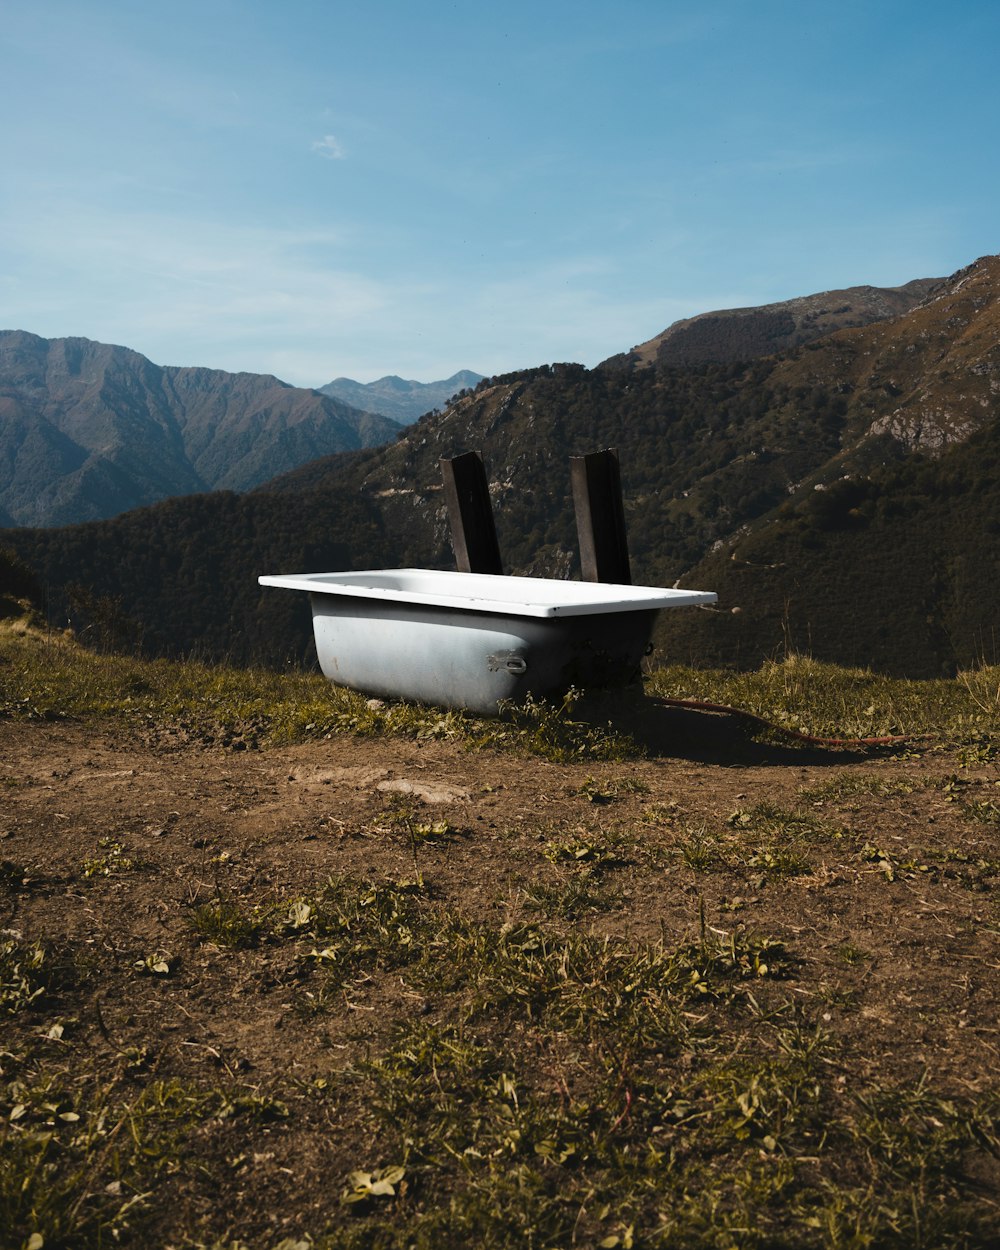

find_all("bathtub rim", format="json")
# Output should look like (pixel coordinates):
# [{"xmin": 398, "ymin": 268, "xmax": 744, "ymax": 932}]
[{"xmin": 257, "ymin": 567, "xmax": 717, "ymax": 619}]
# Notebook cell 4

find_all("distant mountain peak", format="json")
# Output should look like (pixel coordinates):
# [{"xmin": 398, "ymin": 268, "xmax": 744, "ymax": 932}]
[{"xmin": 319, "ymin": 370, "xmax": 484, "ymax": 425}]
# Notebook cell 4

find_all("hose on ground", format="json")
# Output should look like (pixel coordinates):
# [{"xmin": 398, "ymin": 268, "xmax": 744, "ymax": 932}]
[{"xmin": 653, "ymin": 696, "xmax": 926, "ymax": 748}]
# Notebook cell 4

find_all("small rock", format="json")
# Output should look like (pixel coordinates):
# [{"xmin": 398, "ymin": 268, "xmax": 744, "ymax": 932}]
[{"xmin": 376, "ymin": 779, "xmax": 471, "ymax": 804}]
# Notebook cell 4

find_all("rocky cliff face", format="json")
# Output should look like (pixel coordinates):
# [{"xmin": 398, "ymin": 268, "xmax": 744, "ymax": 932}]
[{"xmin": 0, "ymin": 332, "xmax": 397, "ymax": 526}]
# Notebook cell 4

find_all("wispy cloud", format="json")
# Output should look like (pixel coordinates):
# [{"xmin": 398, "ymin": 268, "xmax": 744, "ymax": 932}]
[
  {"xmin": 312, "ymin": 134, "xmax": 346, "ymax": 160},
  {"xmin": 0, "ymin": 191, "xmax": 718, "ymax": 384},
  {"xmin": 0, "ymin": 203, "xmax": 395, "ymax": 376}
]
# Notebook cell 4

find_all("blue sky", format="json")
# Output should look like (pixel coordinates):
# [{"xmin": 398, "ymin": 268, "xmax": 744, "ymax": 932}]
[{"xmin": 1, "ymin": 1, "xmax": 997, "ymax": 386}]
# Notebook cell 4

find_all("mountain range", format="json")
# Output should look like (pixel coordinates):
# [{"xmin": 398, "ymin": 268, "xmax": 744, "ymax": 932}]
[
  {"xmin": 0, "ymin": 331, "xmax": 400, "ymax": 527},
  {"xmin": 0, "ymin": 280, "xmax": 939, "ymax": 531},
  {"xmin": 3, "ymin": 258, "xmax": 998, "ymax": 678}
]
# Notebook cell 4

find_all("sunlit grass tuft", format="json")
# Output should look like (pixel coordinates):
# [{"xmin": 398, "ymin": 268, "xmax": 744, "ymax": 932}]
[
  {"xmin": 4, "ymin": 632, "xmax": 998, "ymax": 755},
  {"xmin": 648, "ymin": 653, "xmax": 1000, "ymax": 741},
  {"xmin": 0, "ymin": 635, "xmax": 635, "ymax": 761}
]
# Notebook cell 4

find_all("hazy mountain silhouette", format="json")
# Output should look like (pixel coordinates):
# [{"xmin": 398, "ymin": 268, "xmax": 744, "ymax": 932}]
[{"xmin": 319, "ymin": 370, "xmax": 484, "ymax": 425}]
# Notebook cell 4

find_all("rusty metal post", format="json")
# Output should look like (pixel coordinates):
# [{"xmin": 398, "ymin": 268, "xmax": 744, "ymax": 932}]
[
  {"xmin": 570, "ymin": 448, "xmax": 632, "ymax": 584},
  {"xmin": 440, "ymin": 451, "xmax": 503, "ymax": 575}
]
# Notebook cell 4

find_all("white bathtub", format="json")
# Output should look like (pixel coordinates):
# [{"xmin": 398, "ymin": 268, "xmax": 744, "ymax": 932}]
[{"xmin": 258, "ymin": 568, "xmax": 717, "ymax": 715}]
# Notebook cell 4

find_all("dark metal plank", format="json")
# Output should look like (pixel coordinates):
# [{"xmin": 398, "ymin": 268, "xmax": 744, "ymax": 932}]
[
  {"xmin": 570, "ymin": 448, "xmax": 632, "ymax": 584},
  {"xmin": 440, "ymin": 452, "xmax": 503, "ymax": 575}
]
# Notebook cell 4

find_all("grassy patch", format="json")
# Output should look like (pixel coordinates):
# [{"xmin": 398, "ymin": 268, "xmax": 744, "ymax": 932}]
[
  {"xmin": 541, "ymin": 833, "xmax": 628, "ymax": 874},
  {"xmin": 187, "ymin": 896, "xmax": 277, "ymax": 948},
  {"xmin": 0, "ymin": 935, "xmax": 51, "ymax": 1015},
  {"xmin": 962, "ymin": 798, "xmax": 1000, "ymax": 826},
  {"xmin": 648, "ymin": 653, "xmax": 1000, "ymax": 742},
  {"xmin": 3, "ymin": 867, "xmax": 999, "ymax": 1248},
  {"xmin": 668, "ymin": 803, "xmax": 842, "ymax": 884},
  {"xmin": 475, "ymin": 689, "xmax": 639, "ymax": 762},
  {"xmin": 0, "ymin": 636, "xmax": 636, "ymax": 762},
  {"xmin": 81, "ymin": 838, "xmax": 135, "ymax": 879},
  {"xmin": 0, "ymin": 1058, "xmax": 289, "ymax": 1249},
  {"xmin": 522, "ymin": 874, "xmax": 618, "ymax": 920},
  {"xmin": 4, "ymin": 634, "xmax": 999, "ymax": 754},
  {"xmin": 302, "ymin": 884, "xmax": 997, "ymax": 1250},
  {"xmin": 672, "ymin": 823, "xmax": 728, "ymax": 871},
  {"xmin": 799, "ymin": 771, "xmax": 916, "ymax": 802}
]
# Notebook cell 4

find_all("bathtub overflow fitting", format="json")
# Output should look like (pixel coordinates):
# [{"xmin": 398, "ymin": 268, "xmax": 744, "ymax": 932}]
[{"xmin": 487, "ymin": 651, "xmax": 528, "ymax": 675}]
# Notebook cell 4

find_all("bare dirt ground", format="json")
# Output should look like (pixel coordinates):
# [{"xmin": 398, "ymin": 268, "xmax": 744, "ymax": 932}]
[{"xmin": 2, "ymin": 712, "xmax": 999, "ymax": 1244}]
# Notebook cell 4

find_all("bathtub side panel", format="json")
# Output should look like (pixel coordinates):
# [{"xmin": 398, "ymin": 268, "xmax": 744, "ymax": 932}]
[
  {"xmin": 308, "ymin": 598, "xmax": 657, "ymax": 713},
  {"xmin": 309, "ymin": 600, "xmax": 535, "ymax": 712}
]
